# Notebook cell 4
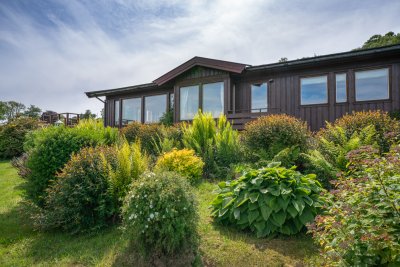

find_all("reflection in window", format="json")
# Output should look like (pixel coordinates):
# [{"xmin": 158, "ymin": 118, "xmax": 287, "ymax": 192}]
[
  {"xmin": 122, "ymin": 98, "xmax": 141, "ymax": 125},
  {"xmin": 336, "ymin": 73, "xmax": 347, "ymax": 103},
  {"xmin": 169, "ymin": 93, "xmax": 174, "ymax": 110},
  {"xmin": 203, "ymin": 82, "xmax": 224, "ymax": 117},
  {"xmin": 355, "ymin": 68, "xmax": 389, "ymax": 101},
  {"xmin": 180, "ymin": 85, "xmax": 199, "ymax": 120},
  {"xmin": 301, "ymin": 76, "xmax": 328, "ymax": 105},
  {"xmin": 114, "ymin": 100, "xmax": 120, "ymax": 126},
  {"xmin": 145, "ymin": 95, "xmax": 167, "ymax": 123},
  {"xmin": 251, "ymin": 83, "xmax": 268, "ymax": 112}
]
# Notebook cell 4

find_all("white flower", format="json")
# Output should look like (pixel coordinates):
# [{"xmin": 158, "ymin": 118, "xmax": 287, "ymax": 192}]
[
  {"xmin": 129, "ymin": 214, "xmax": 134, "ymax": 220},
  {"xmin": 150, "ymin": 204, "xmax": 153, "ymax": 209},
  {"xmin": 145, "ymin": 225, "xmax": 148, "ymax": 228},
  {"xmin": 150, "ymin": 213, "xmax": 154, "ymax": 219}
]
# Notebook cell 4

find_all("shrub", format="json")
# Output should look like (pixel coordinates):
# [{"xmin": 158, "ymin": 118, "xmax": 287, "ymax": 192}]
[
  {"xmin": 155, "ymin": 149, "xmax": 204, "ymax": 184},
  {"xmin": 122, "ymin": 171, "xmax": 198, "ymax": 257},
  {"xmin": 318, "ymin": 110, "xmax": 400, "ymax": 153},
  {"xmin": 309, "ymin": 146, "xmax": 400, "ymax": 266},
  {"xmin": 242, "ymin": 114, "xmax": 311, "ymax": 160},
  {"xmin": 0, "ymin": 117, "xmax": 40, "ymax": 159},
  {"xmin": 122, "ymin": 122, "xmax": 168, "ymax": 157},
  {"xmin": 24, "ymin": 119, "xmax": 119, "ymax": 206},
  {"xmin": 182, "ymin": 111, "xmax": 240, "ymax": 178},
  {"xmin": 317, "ymin": 124, "xmax": 377, "ymax": 170},
  {"xmin": 211, "ymin": 162, "xmax": 324, "ymax": 237},
  {"xmin": 35, "ymin": 146, "xmax": 118, "ymax": 234},
  {"xmin": 159, "ymin": 108, "xmax": 174, "ymax": 126},
  {"xmin": 109, "ymin": 140, "xmax": 149, "ymax": 206}
]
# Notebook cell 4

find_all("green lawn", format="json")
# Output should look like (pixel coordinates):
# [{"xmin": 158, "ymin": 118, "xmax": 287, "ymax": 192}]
[{"xmin": 0, "ymin": 161, "xmax": 317, "ymax": 266}]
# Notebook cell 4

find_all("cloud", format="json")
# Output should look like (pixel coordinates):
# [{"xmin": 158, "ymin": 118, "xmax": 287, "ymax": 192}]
[{"xmin": 0, "ymin": 0, "xmax": 399, "ymax": 116}]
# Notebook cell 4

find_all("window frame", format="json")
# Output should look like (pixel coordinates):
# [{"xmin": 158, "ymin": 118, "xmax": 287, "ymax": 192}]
[
  {"xmin": 121, "ymin": 96, "xmax": 142, "ymax": 126},
  {"xmin": 250, "ymin": 81, "xmax": 269, "ymax": 113},
  {"xmin": 114, "ymin": 99, "xmax": 120, "ymax": 127},
  {"xmin": 143, "ymin": 93, "xmax": 168, "ymax": 124},
  {"xmin": 299, "ymin": 74, "xmax": 329, "ymax": 106},
  {"xmin": 354, "ymin": 66, "xmax": 391, "ymax": 103},
  {"xmin": 334, "ymin": 72, "xmax": 348, "ymax": 104}
]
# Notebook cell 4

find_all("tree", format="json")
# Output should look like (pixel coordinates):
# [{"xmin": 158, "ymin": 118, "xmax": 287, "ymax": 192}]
[
  {"xmin": 356, "ymin": 31, "xmax": 400, "ymax": 50},
  {"xmin": 279, "ymin": 57, "xmax": 288, "ymax": 63},
  {"xmin": 24, "ymin": 105, "xmax": 42, "ymax": 118},
  {"xmin": 0, "ymin": 101, "xmax": 25, "ymax": 120},
  {"xmin": 80, "ymin": 109, "xmax": 96, "ymax": 120}
]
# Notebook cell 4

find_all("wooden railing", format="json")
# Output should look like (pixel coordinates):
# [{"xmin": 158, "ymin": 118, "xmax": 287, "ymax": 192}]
[{"xmin": 227, "ymin": 108, "xmax": 281, "ymax": 130}]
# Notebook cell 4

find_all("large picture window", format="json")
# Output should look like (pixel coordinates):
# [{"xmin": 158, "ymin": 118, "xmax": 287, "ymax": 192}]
[
  {"xmin": 355, "ymin": 68, "xmax": 389, "ymax": 101},
  {"xmin": 301, "ymin": 76, "xmax": 328, "ymax": 105},
  {"xmin": 145, "ymin": 94, "xmax": 167, "ymax": 123},
  {"xmin": 203, "ymin": 82, "xmax": 224, "ymax": 117},
  {"xmin": 180, "ymin": 85, "xmax": 199, "ymax": 120},
  {"xmin": 251, "ymin": 83, "xmax": 268, "ymax": 112},
  {"xmin": 336, "ymin": 73, "xmax": 347, "ymax": 103},
  {"xmin": 114, "ymin": 100, "xmax": 120, "ymax": 126},
  {"xmin": 122, "ymin": 98, "xmax": 141, "ymax": 125}
]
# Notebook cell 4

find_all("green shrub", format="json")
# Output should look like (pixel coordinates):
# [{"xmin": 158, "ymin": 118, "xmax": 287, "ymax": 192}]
[
  {"xmin": 242, "ymin": 114, "xmax": 311, "ymax": 160},
  {"xmin": 317, "ymin": 124, "xmax": 377, "ymax": 170},
  {"xmin": 309, "ymin": 146, "xmax": 400, "ymax": 266},
  {"xmin": 35, "ymin": 146, "xmax": 118, "ymax": 234},
  {"xmin": 122, "ymin": 171, "xmax": 198, "ymax": 257},
  {"xmin": 211, "ymin": 162, "xmax": 324, "ymax": 237},
  {"xmin": 109, "ymin": 140, "xmax": 149, "ymax": 206},
  {"xmin": 159, "ymin": 108, "xmax": 174, "ymax": 126},
  {"xmin": 155, "ymin": 149, "xmax": 204, "ymax": 185},
  {"xmin": 121, "ymin": 122, "xmax": 165, "ymax": 157},
  {"xmin": 318, "ymin": 110, "xmax": 400, "ymax": 153},
  {"xmin": 24, "ymin": 119, "xmax": 119, "ymax": 206},
  {"xmin": 182, "ymin": 111, "xmax": 240, "ymax": 178},
  {"xmin": 0, "ymin": 117, "xmax": 40, "ymax": 159}
]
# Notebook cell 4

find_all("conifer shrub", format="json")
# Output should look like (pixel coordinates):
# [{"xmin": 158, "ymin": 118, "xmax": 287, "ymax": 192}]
[
  {"xmin": 122, "ymin": 171, "xmax": 198, "ymax": 258},
  {"xmin": 35, "ymin": 146, "xmax": 118, "ymax": 234},
  {"xmin": 154, "ymin": 149, "xmax": 204, "ymax": 185},
  {"xmin": 242, "ymin": 114, "xmax": 311, "ymax": 160},
  {"xmin": 211, "ymin": 162, "xmax": 324, "ymax": 237},
  {"xmin": 24, "ymin": 119, "xmax": 119, "ymax": 206}
]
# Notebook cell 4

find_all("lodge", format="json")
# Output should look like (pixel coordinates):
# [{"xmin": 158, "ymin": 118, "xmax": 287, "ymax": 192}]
[{"xmin": 85, "ymin": 44, "xmax": 400, "ymax": 130}]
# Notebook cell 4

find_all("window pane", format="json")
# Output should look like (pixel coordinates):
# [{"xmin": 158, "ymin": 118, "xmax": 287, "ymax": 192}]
[
  {"xmin": 336, "ymin": 73, "xmax": 347, "ymax": 103},
  {"xmin": 180, "ymin": 85, "xmax": 199, "ymax": 120},
  {"xmin": 251, "ymin": 83, "xmax": 268, "ymax": 112},
  {"xmin": 170, "ymin": 93, "xmax": 174, "ymax": 110},
  {"xmin": 301, "ymin": 76, "xmax": 328, "ymax": 105},
  {"xmin": 114, "ymin": 100, "xmax": 120, "ymax": 126},
  {"xmin": 122, "ymin": 98, "xmax": 141, "ymax": 125},
  {"xmin": 203, "ymin": 82, "xmax": 224, "ymax": 117},
  {"xmin": 355, "ymin": 68, "xmax": 389, "ymax": 101},
  {"xmin": 145, "ymin": 95, "xmax": 167, "ymax": 123}
]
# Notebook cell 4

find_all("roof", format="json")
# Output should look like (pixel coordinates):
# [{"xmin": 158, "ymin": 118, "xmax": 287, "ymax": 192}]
[
  {"xmin": 247, "ymin": 44, "xmax": 400, "ymax": 71},
  {"xmin": 153, "ymin": 56, "xmax": 248, "ymax": 85},
  {"xmin": 85, "ymin": 44, "xmax": 400, "ymax": 98}
]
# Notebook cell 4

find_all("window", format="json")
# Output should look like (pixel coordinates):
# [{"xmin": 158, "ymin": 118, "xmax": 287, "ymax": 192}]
[
  {"xmin": 169, "ymin": 93, "xmax": 174, "ymax": 110},
  {"xmin": 301, "ymin": 75, "xmax": 328, "ymax": 105},
  {"xmin": 114, "ymin": 100, "xmax": 120, "ymax": 126},
  {"xmin": 180, "ymin": 85, "xmax": 199, "ymax": 120},
  {"xmin": 355, "ymin": 68, "xmax": 389, "ymax": 101},
  {"xmin": 336, "ymin": 73, "xmax": 347, "ymax": 103},
  {"xmin": 122, "ymin": 98, "xmax": 141, "ymax": 125},
  {"xmin": 251, "ymin": 83, "xmax": 268, "ymax": 112},
  {"xmin": 145, "ymin": 94, "xmax": 167, "ymax": 123},
  {"xmin": 203, "ymin": 82, "xmax": 224, "ymax": 117}
]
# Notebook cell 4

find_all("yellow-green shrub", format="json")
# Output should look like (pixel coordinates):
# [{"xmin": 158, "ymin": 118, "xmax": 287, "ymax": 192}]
[{"xmin": 155, "ymin": 149, "xmax": 204, "ymax": 184}]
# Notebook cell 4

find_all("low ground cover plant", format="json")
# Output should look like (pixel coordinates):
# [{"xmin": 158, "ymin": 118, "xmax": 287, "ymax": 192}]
[
  {"xmin": 23, "ymin": 119, "xmax": 119, "ymax": 206},
  {"xmin": 309, "ymin": 146, "xmax": 400, "ymax": 266},
  {"xmin": 0, "ymin": 117, "xmax": 40, "ymax": 159},
  {"xmin": 154, "ymin": 148, "xmax": 204, "ymax": 185},
  {"xmin": 122, "ymin": 171, "xmax": 198, "ymax": 262},
  {"xmin": 211, "ymin": 162, "xmax": 324, "ymax": 237}
]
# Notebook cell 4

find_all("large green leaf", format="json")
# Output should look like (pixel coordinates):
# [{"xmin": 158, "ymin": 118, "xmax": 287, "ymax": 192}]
[
  {"xmin": 249, "ymin": 192, "xmax": 260, "ymax": 203},
  {"xmin": 233, "ymin": 208, "xmax": 241, "ymax": 220},
  {"xmin": 271, "ymin": 210, "xmax": 286, "ymax": 226},
  {"xmin": 277, "ymin": 197, "xmax": 290, "ymax": 211},
  {"xmin": 260, "ymin": 205, "xmax": 272, "ymax": 221},
  {"xmin": 254, "ymin": 221, "xmax": 266, "ymax": 237},
  {"xmin": 287, "ymin": 204, "xmax": 298, "ymax": 218},
  {"xmin": 248, "ymin": 210, "xmax": 260, "ymax": 224},
  {"xmin": 222, "ymin": 197, "xmax": 234, "ymax": 209},
  {"xmin": 292, "ymin": 198, "xmax": 305, "ymax": 215},
  {"xmin": 268, "ymin": 186, "xmax": 281, "ymax": 196},
  {"xmin": 299, "ymin": 208, "xmax": 314, "ymax": 225}
]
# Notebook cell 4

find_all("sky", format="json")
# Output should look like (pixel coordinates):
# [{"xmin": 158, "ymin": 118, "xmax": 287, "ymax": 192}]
[{"xmin": 0, "ymin": 0, "xmax": 399, "ymax": 116}]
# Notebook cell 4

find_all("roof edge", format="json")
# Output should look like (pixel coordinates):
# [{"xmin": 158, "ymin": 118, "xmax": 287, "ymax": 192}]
[{"xmin": 85, "ymin": 82, "xmax": 156, "ymax": 98}]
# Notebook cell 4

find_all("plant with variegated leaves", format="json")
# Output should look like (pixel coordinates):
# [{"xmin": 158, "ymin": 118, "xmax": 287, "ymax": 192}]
[{"xmin": 211, "ymin": 162, "xmax": 324, "ymax": 237}]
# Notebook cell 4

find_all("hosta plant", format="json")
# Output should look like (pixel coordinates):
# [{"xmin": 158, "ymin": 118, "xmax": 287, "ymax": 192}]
[{"xmin": 211, "ymin": 162, "xmax": 324, "ymax": 237}]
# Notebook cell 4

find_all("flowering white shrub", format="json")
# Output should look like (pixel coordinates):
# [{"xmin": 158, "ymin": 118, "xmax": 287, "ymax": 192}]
[{"xmin": 122, "ymin": 171, "xmax": 198, "ymax": 255}]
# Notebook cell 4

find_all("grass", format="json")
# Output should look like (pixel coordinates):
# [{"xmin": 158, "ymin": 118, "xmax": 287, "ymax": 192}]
[{"xmin": 0, "ymin": 161, "xmax": 317, "ymax": 266}]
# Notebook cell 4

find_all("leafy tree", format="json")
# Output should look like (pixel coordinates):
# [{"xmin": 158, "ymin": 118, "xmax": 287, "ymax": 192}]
[
  {"xmin": 80, "ymin": 109, "xmax": 96, "ymax": 120},
  {"xmin": 0, "ymin": 101, "xmax": 25, "ymax": 120},
  {"xmin": 24, "ymin": 105, "xmax": 42, "ymax": 118},
  {"xmin": 356, "ymin": 31, "xmax": 400, "ymax": 50},
  {"xmin": 278, "ymin": 57, "xmax": 288, "ymax": 62}
]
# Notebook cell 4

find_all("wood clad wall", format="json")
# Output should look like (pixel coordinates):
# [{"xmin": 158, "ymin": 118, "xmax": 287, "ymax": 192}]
[{"xmin": 234, "ymin": 60, "xmax": 400, "ymax": 131}]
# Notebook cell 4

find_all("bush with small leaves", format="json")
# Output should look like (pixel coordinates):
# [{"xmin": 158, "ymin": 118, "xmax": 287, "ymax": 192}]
[
  {"xmin": 211, "ymin": 162, "xmax": 324, "ymax": 237},
  {"xmin": 122, "ymin": 171, "xmax": 198, "ymax": 257},
  {"xmin": 154, "ymin": 149, "xmax": 204, "ymax": 185}
]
